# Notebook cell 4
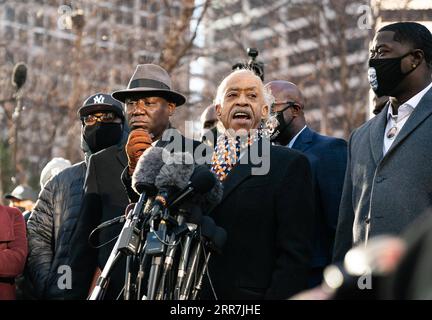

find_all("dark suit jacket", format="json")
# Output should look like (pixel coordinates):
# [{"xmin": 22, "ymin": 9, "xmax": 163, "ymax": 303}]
[
  {"xmin": 291, "ymin": 127, "xmax": 347, "ymax": 284},
  {"xmin": 202, "ymin": 139, "xmax": 315, "ymax": 299},
  {"xmin": 333, "ymin": 87, "xmax": 432, "ymax": 262}
]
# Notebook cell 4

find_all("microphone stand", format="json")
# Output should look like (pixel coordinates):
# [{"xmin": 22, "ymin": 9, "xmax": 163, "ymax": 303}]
[
  {"xmin": 191, "ymin": 245, "xmax": 211, "ymax": 300},
  {"xmin": 124, "ymin": 197, "xmax": 154, "ymax": 300},
  {"xmin": 179, "ymin": 238, "xmax": 202, "ymax": 300},
  {"xmin": 174, "ymin": 224, "xmax": 197, "ymax": 300},
  {"xmin": 144, "ymin": 213, "xmax": 168, "ymax": 300},
  {"xmin": 155, "ymin": 210, "xmax": 191, "ymax": 300},
  {"xmin": 88, "ymin": 192, "xmax": 148, "ymax": 300}
]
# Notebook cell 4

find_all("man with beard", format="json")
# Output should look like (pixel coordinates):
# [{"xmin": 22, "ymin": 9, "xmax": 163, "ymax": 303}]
[
  {"xmin": 333, "ymin": 22, "xmax": 432, "ymax": 262},
  {"xmin": 201, "ymin": 69, "xmax": 315, "ymax": 299},
  {"xmin": 265, "ymin": 80, "xmax": 347, "ymax": 287}
]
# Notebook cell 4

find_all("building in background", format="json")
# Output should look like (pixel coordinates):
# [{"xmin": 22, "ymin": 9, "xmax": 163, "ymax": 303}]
[
  {"xmin": 200, "ymin": 0, "xmax": 432, "ymax": 138},
  {"xmin": 0, "ymin": 0, "xmax": 194, "ymax": 195}
]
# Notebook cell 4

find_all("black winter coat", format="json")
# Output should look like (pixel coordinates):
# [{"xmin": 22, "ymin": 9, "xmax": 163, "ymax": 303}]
[{"xmin": 27, "ymin": 162, "xmax": 86, "ymax": 299}]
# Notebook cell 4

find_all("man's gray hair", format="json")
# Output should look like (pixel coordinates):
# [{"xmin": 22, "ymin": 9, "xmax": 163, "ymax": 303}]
[{"xmin": 213, "ymin": 69, "xmax": 274, "ymax": 109}]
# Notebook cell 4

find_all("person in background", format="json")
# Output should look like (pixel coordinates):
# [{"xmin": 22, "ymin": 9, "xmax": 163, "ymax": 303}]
[
  {"xmin": 265, "ymin": 80, "xmax": 347, "ymax": 287},
  {"xmin": 4, "ymin": 185, "xmax": 37, "ymax": 214},
  {"xmin": 39, "ymin": 157, "xmax": 72, "ymax": 190},
  {"xmin": 334, "ymin": 22, "xmax": 432, "ymax": 262},
  {"xmin": 200, "ymin": 104, "xmax": 219, "ymax": 148},
  {"xmin": 26, "ymin": 93, "xmax": 127, "ymax": 299},
  {"xmin": 0, "ymin": 205, "xmax": 27, "ymax": 300}
]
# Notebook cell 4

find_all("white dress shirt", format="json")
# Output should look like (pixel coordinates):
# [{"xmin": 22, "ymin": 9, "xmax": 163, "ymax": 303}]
[
  {"xmin": 383, "ymin": 81, "xmax": 432, "ymax": 155},
  {"xmin": 287, "ymin": 125, "xmax": 307, "ymax": 149}
]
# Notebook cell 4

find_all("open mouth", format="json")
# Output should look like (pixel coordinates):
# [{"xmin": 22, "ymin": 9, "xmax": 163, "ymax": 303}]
[{"xmin": 232, "ymin": 111, "xmax": 252, "ymax": 120}]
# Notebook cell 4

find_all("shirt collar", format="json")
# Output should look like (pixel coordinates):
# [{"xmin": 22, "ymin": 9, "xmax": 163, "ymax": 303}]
[
  {"xmin": 387, "ymin": 81, "xmax": 432, "ymax": 121},
  {"xmin": 287, "ymin": 125, "xmax": 307, "ymax": 148}
]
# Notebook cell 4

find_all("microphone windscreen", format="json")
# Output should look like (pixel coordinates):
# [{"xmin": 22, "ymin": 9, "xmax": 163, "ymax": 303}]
[
  {"xmin": 190, "ymin": 166, "xmax": 216, "ymax": 194},
  {"xmin": 132, "ymin": 147, "xmax": 165, "ymax": 195},
  {"xmin": 155, "ymin": 151, "xmax": 195, "ymax": 190},
  {"xmin": 211, "ymin": 226, "xmax": 227, "ymax": 254},
  {"xmin": 179, "ymin": 203, "xmax": 203, "ymax": 225},
  {"xmin": 200, "ymin": 215, "xmax": 216, "ymax": 239}
]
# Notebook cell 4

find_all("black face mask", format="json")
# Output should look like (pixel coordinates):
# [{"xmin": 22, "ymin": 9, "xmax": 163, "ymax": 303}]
[
  {"xmin": 83, "ymin": 123, "xmax": 123, "ymax": 153},
  {"xmin": 270, "ymin": 104, "xmax": 296, "ymax": 142},
  {"xmin": 368, "ymin": 52, "xmax": 417, "ymax": 97}
]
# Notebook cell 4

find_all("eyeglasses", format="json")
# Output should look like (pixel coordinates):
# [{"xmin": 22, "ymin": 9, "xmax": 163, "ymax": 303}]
[
  {"xmin": 272, "ymin": 101, "xmax": 302, "ymax": 113},
  {"xmin": 81, "ymin": 112, "xmax": 118, "ymax": 126}
]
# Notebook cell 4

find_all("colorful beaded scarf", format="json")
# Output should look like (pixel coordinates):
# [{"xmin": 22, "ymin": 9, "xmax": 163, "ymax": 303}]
[{"xmin": 211, "ymin": 130, "xmax": 260, "ymax": 181}]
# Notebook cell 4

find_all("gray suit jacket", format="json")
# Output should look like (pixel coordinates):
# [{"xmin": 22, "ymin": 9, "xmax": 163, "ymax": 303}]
[{"xmin": 333, "ymin": 87, "xmax": 432, "ymax": 262}]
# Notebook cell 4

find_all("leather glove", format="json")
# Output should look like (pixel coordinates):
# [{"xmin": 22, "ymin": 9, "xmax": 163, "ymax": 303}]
[{"xmin": 125, "ymin": 129, "xmax": 153, "ymax": 175}]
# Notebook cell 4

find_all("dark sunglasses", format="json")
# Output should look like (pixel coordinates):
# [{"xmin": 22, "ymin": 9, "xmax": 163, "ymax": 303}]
[{"xmin": 81, "ymin": 112, "xmax": 118, "ymax": 126}]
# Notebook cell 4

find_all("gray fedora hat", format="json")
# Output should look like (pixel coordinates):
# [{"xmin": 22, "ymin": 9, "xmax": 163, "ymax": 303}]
[{"xmin": 112, "ymin": 64, "xmax": 186, "ymax": 106}]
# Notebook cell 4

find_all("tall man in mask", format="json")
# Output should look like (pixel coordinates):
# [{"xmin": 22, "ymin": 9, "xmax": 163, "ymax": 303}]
[
  {"xmin": 27, "ymin": 93, "xmax": 127, "ymax": 299},
  {"xmin": 265, "ymin": 80, "xmax": 347, "ymax": 287},
  {"xmin": 333, "ymin": 22, "xmax": 432, "ymax": 262}
]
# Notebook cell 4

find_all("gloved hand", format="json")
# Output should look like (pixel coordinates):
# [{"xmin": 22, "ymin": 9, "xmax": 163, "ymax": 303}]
[{"xmin": 125, "ymin": 129, "xmax": 153, "ymax": 175}]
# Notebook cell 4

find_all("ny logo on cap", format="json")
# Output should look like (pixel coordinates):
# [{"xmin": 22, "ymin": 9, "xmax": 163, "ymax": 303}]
[{"xmin": 93, "ymin": 95, "xmax": 105, "ymax": 104}]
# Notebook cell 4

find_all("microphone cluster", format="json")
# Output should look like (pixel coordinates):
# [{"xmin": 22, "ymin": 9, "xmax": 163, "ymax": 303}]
[{"xmin": 88, "ymin": 147, "xmax": 226, "ymax": 300}]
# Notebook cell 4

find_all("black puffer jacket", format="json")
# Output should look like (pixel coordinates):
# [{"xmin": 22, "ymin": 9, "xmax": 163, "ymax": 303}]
[
  {"xmin": 27, "ymin": 161, "xmax": 87, "ymax": 299},
  {"xmin": 26, "ymin": 127, "xmax": 129, "ymax": 299}
]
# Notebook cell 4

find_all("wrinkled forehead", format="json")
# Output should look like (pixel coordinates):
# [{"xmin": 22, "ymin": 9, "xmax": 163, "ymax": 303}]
[{"xmin": 223, "ymin": 70, "xmax": 263, "ymax": 93}]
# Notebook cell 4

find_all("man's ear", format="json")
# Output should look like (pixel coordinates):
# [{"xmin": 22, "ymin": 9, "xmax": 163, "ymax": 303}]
[
  {"xmin": 291, "ymin": 104, "xmax": 302, "ymax": 117},
  {"xmin": 168, "ymin": 102, "xmax": 176, "ymax": 116},
  {"xmin": 411, "ymin": 49, "xmax": 425, "ymax": 68},
  {"xmin": 261, "ymin": 104, "xmax": 269, "ymax": 119},
  {"xmin": 215, "ymin": 104, "xmax": 222, "ymax": 119}
]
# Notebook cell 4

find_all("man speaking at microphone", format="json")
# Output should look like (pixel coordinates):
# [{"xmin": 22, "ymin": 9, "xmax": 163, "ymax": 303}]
[
  {"xmin": 201, "ymin": 69, "xmax": 316, "ymax": 299},
  {"xmin": 69, "ymin": 64, "xmax": 205, "ymax": 299}
]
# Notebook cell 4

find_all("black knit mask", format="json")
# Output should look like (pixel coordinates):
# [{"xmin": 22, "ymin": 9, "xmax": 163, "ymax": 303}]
[{"xmin": 83, "ymin": 123, "xmax": 123, "ymax": 153}]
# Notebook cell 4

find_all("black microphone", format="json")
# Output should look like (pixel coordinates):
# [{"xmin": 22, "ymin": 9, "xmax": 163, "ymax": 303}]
[
  {"xmin": 184, "ymin": 167, "xmax": 223, "ymax": 214},
  {"xmin": 207, "ymin": 226, "xmax": 227, "ymax": 254},
  {"xmin": 199, "ymin": 216, "xmax": 227, "ymax": 253},
  {"xmin": 168, "ymin": 165, "xmax": 217, "ymax": 209},
  {"xmin": 117, "ymin": 147, "xmax": 166, "ymax": 256}
]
